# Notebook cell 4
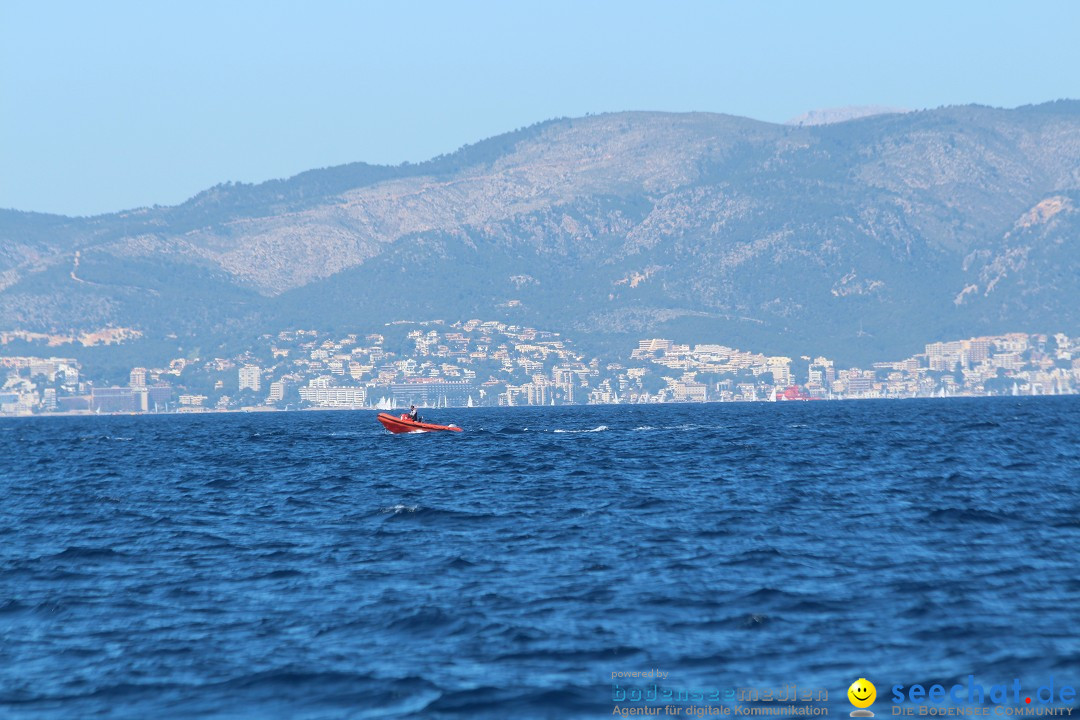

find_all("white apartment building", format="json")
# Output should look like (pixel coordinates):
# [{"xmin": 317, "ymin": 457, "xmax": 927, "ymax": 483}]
[{"xmin": 239, "ymin": 365, "xmax": 262, "ymax": 392}]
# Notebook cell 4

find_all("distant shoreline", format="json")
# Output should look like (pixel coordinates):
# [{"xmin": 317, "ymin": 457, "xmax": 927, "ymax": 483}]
[{"xmin": 3, "ymin": 393, "xmax": 1075, "ymax": 420}]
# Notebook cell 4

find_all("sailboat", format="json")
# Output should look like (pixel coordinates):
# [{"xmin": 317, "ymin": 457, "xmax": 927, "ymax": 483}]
[
  {"xmin": 467, "ymin": 395, "xmax": 474, "ymax": 408},
  {"xmin": 376, "ymin": 396, "xmax": 393, "ymax": 410}
]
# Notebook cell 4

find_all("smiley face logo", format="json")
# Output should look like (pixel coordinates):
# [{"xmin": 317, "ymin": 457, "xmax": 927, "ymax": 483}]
[{"xmin": 848, "ymin": 678, "xmax": 876, "ymax": 716}]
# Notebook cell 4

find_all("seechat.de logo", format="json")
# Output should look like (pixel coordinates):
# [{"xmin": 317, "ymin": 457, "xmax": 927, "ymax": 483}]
[{"xmin": 849, "ymin": 678, "xmax": 877, "ymax": 717}]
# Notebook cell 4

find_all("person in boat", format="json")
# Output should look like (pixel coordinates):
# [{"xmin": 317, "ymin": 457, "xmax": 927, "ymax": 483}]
[{"xmin": 407, "ymin": 405, "xmax": 421, "ymax": 423}]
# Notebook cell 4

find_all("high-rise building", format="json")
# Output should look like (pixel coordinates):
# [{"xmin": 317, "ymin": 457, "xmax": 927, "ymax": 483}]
[
  {"xmin": 268, "ymin": 380, "xmax": 287, "ymax": 403},
  {"xmin": 148, "ymin": 384, "xmax": 173, "ymax": 411},
  {"xmin": 129, "ymin": 367, "xmax": 147, "ymax": 387},
  {"xmin": 526, "ymin": 381, "xmax": 547, "ymax": 406},
  {"xmin": 966, "ymin": 339, "xmax": 991, "ymax": 365},
  {"xmin": 239, "ymin": 365, "xmax": 261, "ymax": 392},
  {"xmin": 390, "ymin": 378, "xmax": 472, "ymax": 407},
  {"xmin": 91, "ymin": 387, "xmax": 137, "ymax": 413},
  {"xmin": 298, "ymin": 386, "xmax": 365, "ymax": 407},
  {"xmin": 768, "ymin": 356, "xmax": 792, "ymax": 387}
]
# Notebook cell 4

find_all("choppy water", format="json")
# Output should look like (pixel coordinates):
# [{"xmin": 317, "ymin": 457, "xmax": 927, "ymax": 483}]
[{"xmin": 2, "ymin": 398, "xmax": 1079, "ymax": 718}]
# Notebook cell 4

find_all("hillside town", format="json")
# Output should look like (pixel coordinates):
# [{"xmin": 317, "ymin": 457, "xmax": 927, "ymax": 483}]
[{"xmin": 2, "ymin": 321, "xmax": 1078, "ymax": 416}]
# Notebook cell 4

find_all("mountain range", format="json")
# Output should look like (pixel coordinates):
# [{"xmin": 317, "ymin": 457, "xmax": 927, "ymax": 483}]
[{"xmin": 3, "ymin": 101, "xmax": 1080, "ymax": 369}]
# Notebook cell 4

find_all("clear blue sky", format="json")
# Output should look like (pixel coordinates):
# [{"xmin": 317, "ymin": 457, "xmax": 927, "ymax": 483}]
[{"xmin": 3, "ymin": 1, "xmax": 1079, "ymax": 217}]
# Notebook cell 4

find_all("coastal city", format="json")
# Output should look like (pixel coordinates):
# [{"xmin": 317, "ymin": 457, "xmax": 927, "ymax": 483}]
[{"xmin": 1, "ymin": 320, "xmax": 1078, "ymax": 416}]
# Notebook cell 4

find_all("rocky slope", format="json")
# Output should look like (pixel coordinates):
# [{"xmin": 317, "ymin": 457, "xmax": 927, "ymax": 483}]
[{"xmin": 2, "ymin": 102, "xmax": 1079, "ymax": 364}]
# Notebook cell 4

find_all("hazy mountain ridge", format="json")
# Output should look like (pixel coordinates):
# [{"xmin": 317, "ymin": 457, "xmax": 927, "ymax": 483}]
[
  {"xmin": 3, "ymin": 102, "xmax": 1080, "ymax": 364},
  {"xmin": 785, "ymin": 105, "xmax": 909, "ymax": 126}
]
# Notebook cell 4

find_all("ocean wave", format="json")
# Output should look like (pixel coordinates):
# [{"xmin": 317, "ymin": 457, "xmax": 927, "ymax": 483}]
[
  {"xmin": 552, "ymin": 425, "xmax": 609, "ymax": 433},
  {"xmin": 47, "ymin": 546, "xmax": 128, "ymax": 560},
  {"xmin": 246, "ymin": 568, "xmax": 305, "ymax": 580},
  {"xmin": 0, "ymin": 599, "xmax": 28, "ymax": 613},
  {"xmin": 381, "ymin": 503, "xmax": 419, "ymax": 514}
]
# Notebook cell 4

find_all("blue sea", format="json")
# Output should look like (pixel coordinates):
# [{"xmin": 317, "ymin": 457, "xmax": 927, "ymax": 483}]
[{"xmin": 2, "ymin": 398, "xmax": 1079, "ymax": 718}]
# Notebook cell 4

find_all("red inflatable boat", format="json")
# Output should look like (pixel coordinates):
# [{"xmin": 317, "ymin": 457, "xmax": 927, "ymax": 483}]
[{"xmin": 377, "ymin": 412, "xmax": 463, "ymax": 434}]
